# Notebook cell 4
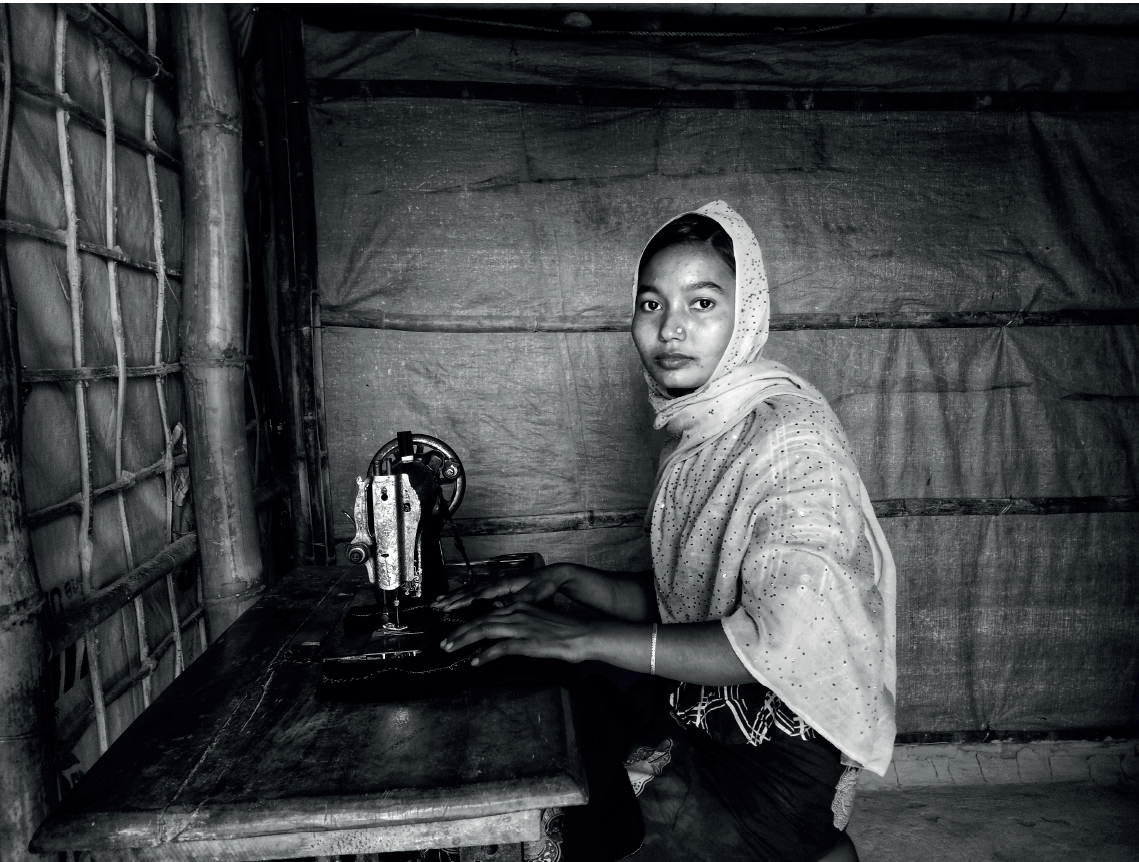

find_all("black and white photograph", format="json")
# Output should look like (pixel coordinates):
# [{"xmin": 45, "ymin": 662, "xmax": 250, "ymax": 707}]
[{"xmin": 1, "ymin": 4, "xmax": 1137, "ymax": 862}]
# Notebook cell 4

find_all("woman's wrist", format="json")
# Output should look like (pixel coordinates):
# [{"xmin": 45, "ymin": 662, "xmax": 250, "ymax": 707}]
[
  {"xmin": 583, "ymin": 620, "xmax": 653, "ymax": 670},
  {"xmin": 544, "ymin": 564, "xmax": 611, "ymax": 611},
  {"xmin": 579, "ymin": 620, "xmax": 755, "ymax": 685},
  {"xmin": 545, "ymin": 562, "xmax": 578, "ymax": 591}
]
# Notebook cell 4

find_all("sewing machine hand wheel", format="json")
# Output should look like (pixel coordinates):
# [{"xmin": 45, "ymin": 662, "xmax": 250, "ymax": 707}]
[{"xmin": 369, "ymin": 434, "xmax": 466, "ymax": 516}]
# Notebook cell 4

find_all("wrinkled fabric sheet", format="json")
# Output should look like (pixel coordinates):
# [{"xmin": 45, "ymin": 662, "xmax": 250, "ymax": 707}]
[{"xmin": 307, "ymin": 26, "xmax": 1139, "ymax": 734}]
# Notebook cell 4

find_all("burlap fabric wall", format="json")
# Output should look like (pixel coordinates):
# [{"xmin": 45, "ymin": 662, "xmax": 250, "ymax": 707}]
[{"xmin": 306, "ymin": 26, "xmax": 1138, "ymax": 734}]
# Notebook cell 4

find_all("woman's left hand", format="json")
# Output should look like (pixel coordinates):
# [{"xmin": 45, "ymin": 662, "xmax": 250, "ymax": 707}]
[{"xmin": 441, "ymin": 602, "xmax": 599, "ymax": 666}]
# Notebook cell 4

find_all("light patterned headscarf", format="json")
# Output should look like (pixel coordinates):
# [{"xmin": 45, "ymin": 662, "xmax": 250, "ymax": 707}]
[
  {"xmin": 637, "ymin": 201, "xmax": 898, "ymax": 775},
  {"xmin": 643, "ymin": 201, "xmax": 820, "ymax": 478}
]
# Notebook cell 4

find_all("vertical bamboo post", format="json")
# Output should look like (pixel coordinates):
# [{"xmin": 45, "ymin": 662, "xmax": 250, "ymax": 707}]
[
  {"xmin": 173, "ymin": 5, "xmax": 263, "ymax": 638},
  {"xmin": 259, "ymin": 12, "xmax": 312, "ymax": 565},
  {"xmin": 281, "ymin": 12, "xmax": 334, "ymax": 564},
  {"xmin": 98, "ymin": 41, "xmax": 155, "ymax": 706},
  {"xmin": 146, "ymin": 3, "xmax": 198, "ymax": 665},
  {"xmin": 0, "ymin": 280, "xmax": 53, "ymax": 862},
  {"xmin": 0, "ymin": 7, "xmax": 53, "ymax": 857},
  {"xmin": 259, "ymin": 11, "xmax": 334, "ymax": 566},
  {"xmin": 54, "ymin": 6, "xmax": 109, "ymax": 753}
]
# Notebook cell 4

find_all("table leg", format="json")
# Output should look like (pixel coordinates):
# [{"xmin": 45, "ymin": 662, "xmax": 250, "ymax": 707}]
[
  {"xmin": 521, "ymin": 806, "xmax": 564, "ymax": 862},
  {"xmin": 458, "ymin": 845, "xmax": 522, "ymax": 862}
]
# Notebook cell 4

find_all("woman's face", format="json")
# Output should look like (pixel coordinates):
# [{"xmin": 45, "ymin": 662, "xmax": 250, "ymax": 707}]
[{"xmin": 633, "ymin": 243, "xmax": 736, "ymax": 393}]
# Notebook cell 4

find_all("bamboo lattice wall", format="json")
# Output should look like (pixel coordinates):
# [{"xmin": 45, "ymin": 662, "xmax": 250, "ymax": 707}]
[
  {"xmin": 0, "ymin": 5, "xmax": 287, "ymax": 808},
  {"xmin": 1, "ymin": 4, "xmax": 200, "ymax": 788}
]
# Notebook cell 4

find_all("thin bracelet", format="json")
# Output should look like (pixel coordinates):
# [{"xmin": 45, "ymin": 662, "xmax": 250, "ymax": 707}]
[{"xmin": 650, "ymin": 623, "xmax": 658, "ymax": 676}]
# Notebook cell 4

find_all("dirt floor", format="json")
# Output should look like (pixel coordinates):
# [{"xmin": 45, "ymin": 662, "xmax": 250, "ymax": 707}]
[{"xmin": 847, "ymin": 783, "xmax": 1139, "ymax": 862}]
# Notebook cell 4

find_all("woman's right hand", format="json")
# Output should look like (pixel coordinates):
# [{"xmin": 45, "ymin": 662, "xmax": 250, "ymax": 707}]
[{"xmin": 431, "ymin": 563, "xmax": 571, "ymax": 612}]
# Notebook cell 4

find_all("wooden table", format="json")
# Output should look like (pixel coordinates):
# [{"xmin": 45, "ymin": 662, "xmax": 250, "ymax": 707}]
[{"xmin": 31, "ymin": 565, "xmax": 587, "ymax": 861}]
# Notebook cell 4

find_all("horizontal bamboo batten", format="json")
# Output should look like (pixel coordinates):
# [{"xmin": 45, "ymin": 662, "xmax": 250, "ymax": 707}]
[
  {"xmin": 321, "ymin": 307, "xmax": 1139, "ymax": 333},
  {"xmin": 341, "ymin": 5, "xmax": 1139, "ymax": 33},
  {"xmin": 0, "ymin": 217, "xmax": 182, "ymax": 277},
  {"xmin": 452, "ymin": 496, "xmax": 1139, "ymax": 534},
  {"xmin": 330, "ymin": 496, "xmax": 1139, "ymax": 542},
  {"xmin": 61, "ymin": 4, "xmax": 173, "ymax": 88},
  {"xmin": 12, "ymin": 76, "xmax": 181, "ymax": 172},
  {"xmin": 22, "ymin": 362, "xmax": 180, "ymax": 384},
  {"xmin": 95, "ymin": 608, "xmax": 202, "ymax": 705},
  {"xmin": 311, "ymin": 79, "xmax": 1139, "ymax": 112},
  {"xmin": 26, "ymin": 452, "xmax": 187, "ymax": 527},
  {"xmin": 53, "ymin": 604, "xmax": 204, "ymax": 759},
  {"xmin": 42, "ymin": 532, "xmax": 198, "ymax": 657},
  {"xmin": 873, "ymin": 496, "xmax": 1139, "ymax": 517},
  {"xmin": 453, "ymin": 509, "xmax": 646, "ymax": 536}
]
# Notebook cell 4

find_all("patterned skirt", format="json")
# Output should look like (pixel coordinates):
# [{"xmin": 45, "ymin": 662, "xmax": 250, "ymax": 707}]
[{"xmin": 621, "ymin": 678, "xmax": 854, "ymax": 862}]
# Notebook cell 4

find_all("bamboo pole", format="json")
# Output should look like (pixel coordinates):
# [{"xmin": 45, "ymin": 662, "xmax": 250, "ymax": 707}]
[
  {"xmin": 0, "ymin": 298, "xmax": 54, "ymax": 861},
  {"xmin": 173, "ymin": 5, "xmax": 263, "ymax": 639},
  {"xmin": 0, "ymin": 216, "xmax": 182, "ymax": 275},
  {"xmin": 244, "ymin": 233, "xmax": 262, "ymax": 488},
  {"xmin": 42, "ymin": 533, "xmax": 200, "ymax": 659},
  {"xmin": 281, "ymin": 12, "xmax": 334, "ymax": 565},
  {"xmin": 259, "ymin": 11, "xmax": 321, "ymax": 566},
  {"xmin": 0, "ymin": 7, "xmax": 54, "ymax": 859},
  {"xmin": 309, "ymin": 78, "xmax": 1139, "ymax": 113},
  {"xmin": 336, "ymin": 495, "xmax": 1139, "ymax": 543},
  {"xmin": 145, "ymin": 3, "xmax": 197, "ymax": 668},
  {"xmin": 61, "ymin": 4, "xmax": 173, "ymax": 88},
  {"xmin": 10, "ymin": 75, "xmax": 181, "ymax": 171},
  {"xmin": 243, "ymin": 227, "xmax": 281, "ymax": 586},
  {"xmin": 54, "ymin": 6, "xmax": 109, "ymax": 755},
  {"xmin": 319, "ymin": 306, "xmax": 1139, "ymax": 334},
  {"xmin": 98, "ymin": 40, "xmax": 153, "ymax": 707}
]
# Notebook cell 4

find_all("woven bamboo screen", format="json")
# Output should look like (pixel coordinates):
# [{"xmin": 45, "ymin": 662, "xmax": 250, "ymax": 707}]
[{"xmin": 3, "ymin": 3, "xmax": 197, "ymax": 792}]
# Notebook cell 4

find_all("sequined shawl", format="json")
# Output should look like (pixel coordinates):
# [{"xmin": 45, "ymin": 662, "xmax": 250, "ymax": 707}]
[{"xmin": 639, "ymin": 201, "xmax": 897, "ymax": 776}]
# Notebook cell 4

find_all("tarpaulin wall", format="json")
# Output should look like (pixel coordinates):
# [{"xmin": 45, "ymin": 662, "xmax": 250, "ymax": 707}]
[{"xmin": 306, "ymin": 27, "xmax": 1139, "ymax": 736}]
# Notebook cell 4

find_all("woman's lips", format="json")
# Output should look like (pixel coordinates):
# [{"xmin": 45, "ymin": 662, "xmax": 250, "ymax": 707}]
[{"xmin": 655, "ymin": 352, "xmax": 695, "ymax": 369}]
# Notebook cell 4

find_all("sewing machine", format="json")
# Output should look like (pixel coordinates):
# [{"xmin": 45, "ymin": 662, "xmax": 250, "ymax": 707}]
[
  {"xmin": 327, "ymin": 432, "xmax": 537, "ymax": 671},
  {"xmin": 337, "ymin": 431, "xmax": 467, "ymax": 660}
]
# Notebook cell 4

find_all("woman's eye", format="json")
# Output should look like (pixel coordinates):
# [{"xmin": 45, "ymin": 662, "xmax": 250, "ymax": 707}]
[
  {"xmin": 693, "ymin": 298, "xmax": 716, "ymax": 310},
  {"xmin": 639, "ymin": 299, "xmax": 661, "ymax": 312}
]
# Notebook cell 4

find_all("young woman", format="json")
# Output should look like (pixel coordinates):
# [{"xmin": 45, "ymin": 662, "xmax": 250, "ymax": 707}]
[{"xmin": 435, "ymin": 201, "xmax": 896, "ymax": 862}]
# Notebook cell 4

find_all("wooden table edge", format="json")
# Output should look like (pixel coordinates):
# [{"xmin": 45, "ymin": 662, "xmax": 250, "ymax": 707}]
[
  {"xmin": 67, "ymin": 809, "xmax": 553, "ymax": 861},
  {"xmin": 31, "ymin": 774, "xmax": 587, "ymax": 852}
]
